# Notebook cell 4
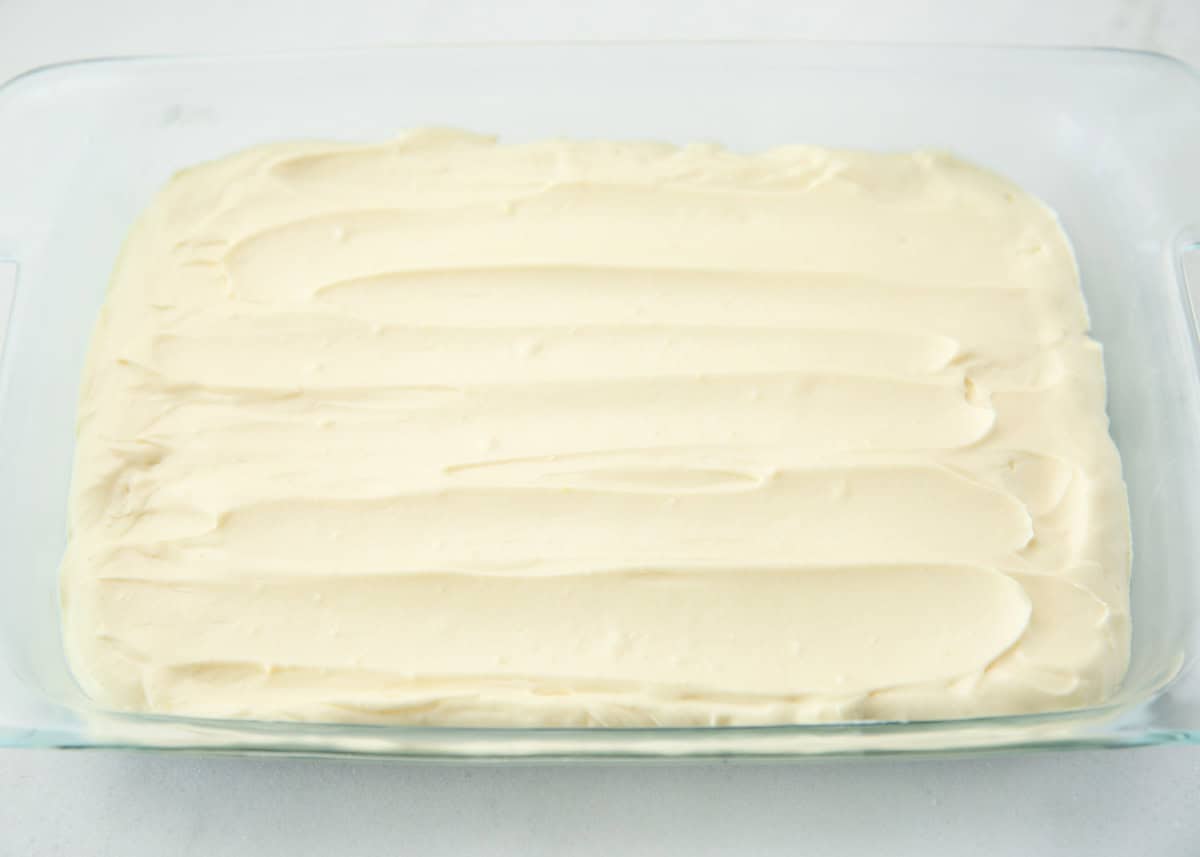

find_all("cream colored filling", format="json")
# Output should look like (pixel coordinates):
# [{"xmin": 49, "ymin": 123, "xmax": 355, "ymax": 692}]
[{"xmin": 61, "ymin": 129, "xmax": 1131, "ymax": 726}]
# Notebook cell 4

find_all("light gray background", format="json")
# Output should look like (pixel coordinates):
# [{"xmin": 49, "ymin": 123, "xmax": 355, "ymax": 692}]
[{"xmin": 1, "ymin": 1, "xmax": 1198, "ymax": 854}]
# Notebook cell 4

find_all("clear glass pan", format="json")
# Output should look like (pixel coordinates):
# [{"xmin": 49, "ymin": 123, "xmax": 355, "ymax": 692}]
[{"xmin": 1, "ymin": 42, "xmax": 1199, "ymax": 759}]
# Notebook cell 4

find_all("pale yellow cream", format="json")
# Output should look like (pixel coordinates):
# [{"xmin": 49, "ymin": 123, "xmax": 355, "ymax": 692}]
[{"xmin": 61, "ymin": 129, "xmax": 1132, "ymax": 726}]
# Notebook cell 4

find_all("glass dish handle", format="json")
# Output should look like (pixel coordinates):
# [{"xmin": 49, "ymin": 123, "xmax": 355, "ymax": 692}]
[
  {"xmin": 1140, "ymin": 228, "xmax": 1200, "ymax": 744},
  {"xmin": 0, "ymin": 256, "xmax": 76, "ymax": 747},
  {"xmin": 0, "ymin": 260, "xmax": 17, "ymax": 362},
  {"xmin": 1177, "ymin": 229, "xmax": 1200, "ymax": 352}
]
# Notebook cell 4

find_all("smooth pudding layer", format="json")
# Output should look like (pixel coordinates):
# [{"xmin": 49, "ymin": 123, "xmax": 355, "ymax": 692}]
[{"xmin": 61, "ymin": 129, "xmax": 1132, "ymax": 726}]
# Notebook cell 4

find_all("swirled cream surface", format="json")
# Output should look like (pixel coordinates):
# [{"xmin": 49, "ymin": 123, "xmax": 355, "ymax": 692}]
[{"xmin": 61, "ymin": 129, "xmax": 1131, "ymax": 726}]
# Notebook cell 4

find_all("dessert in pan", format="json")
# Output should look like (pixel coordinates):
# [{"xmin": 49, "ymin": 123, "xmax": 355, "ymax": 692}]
[{"xmin": 60, "ymin": 129, "xmax": 1131, "ymax": 727}]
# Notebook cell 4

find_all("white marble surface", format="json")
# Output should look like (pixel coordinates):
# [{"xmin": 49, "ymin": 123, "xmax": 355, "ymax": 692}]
[{"xmin": 1, "ymin": 2, "xmax": 1199, "ymax": 854}]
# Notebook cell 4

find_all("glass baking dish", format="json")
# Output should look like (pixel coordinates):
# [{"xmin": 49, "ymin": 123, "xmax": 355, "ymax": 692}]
[{"xmin": 1, "ymin": 42, "xmax": 1199, "ymax": 759}]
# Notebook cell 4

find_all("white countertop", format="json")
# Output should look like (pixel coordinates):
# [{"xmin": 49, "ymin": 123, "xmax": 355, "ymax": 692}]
[{"xmin": 1, "ymin": 1, "xmax": 1198, "ymax": 854}]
